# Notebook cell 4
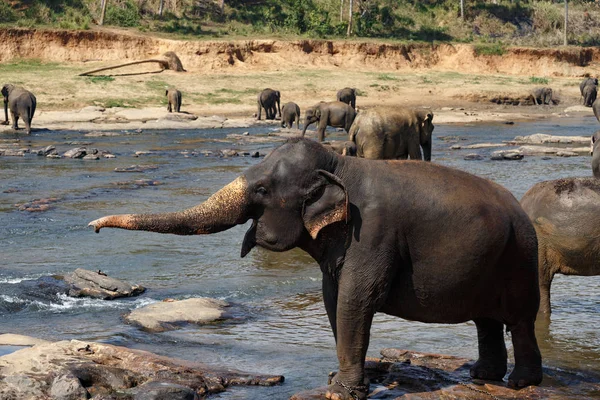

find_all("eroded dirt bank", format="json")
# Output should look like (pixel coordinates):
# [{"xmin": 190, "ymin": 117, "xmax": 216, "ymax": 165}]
[{"xmin": 1, "ymin": 27, "xmax": 599, "ymax": 76}]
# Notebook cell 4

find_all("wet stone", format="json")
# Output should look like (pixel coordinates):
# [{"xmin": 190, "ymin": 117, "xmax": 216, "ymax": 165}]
[
  {"xmin": 63, "ymin": 147, "xmax": 87, "ymax": 159},
  {"xmin": 114, "ymin": 165, "xmax": 158, "ymax": 173},
  {"xmin": 61, "ymin": 268, "xmax": 145, "ymax": 300},
  {"xmin": 220, "ymin": 149, "xmax": 239, "ymax": 157},
  {"xmin": 463, "ymin": 153, "xmax": 483, "ymax": 161},
  {"xmin": 83, "ymin": 154, "xmax": 100, "ymax": 160}
]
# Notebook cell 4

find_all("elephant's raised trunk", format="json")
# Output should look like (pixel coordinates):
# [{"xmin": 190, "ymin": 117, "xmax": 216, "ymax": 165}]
[{"xmin": 89, "ymin": 176, "xmax": 250, "ymax": 235}]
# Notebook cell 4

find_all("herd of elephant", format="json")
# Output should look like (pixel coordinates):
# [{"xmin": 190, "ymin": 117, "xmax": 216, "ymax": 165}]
[
  {"xmin": 4, "ymin": 77, "xmax": 600, "ymax": 399},
  {"xmin": 257, "ymin": 87, "xmax": 434, "ymax": 161}
]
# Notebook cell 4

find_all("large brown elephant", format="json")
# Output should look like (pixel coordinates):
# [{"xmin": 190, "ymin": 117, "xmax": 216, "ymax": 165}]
[
  {"xmin": 349, "ymin": 107, "xmax": 434, "ymax": 161},
  {"xmin": 336, "ymin": 87, "xmax": 356, "ymax": 110},
  {"xmin": 257, "ymin": 88, "xmax": 281, "ymax": 120},
  {"xmin": 2, "ymin": 84, "xmax": 37, "ymax": 134},
  {"xmin": 89, "ymin": 138, "xmax": 542, "ymax": 400},
  {"xmin": 302, "ymin": 101, "xmax": 356, "ymax": 142}
]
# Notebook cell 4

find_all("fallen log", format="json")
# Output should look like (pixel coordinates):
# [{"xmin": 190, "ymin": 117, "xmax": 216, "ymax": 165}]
[{"xmin": 79, "ymin": 51, "xmax": 186, "ymax": 76}]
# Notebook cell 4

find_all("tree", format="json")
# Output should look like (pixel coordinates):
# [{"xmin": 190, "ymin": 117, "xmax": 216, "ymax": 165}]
[
  {"xmin": 564, "ymin": 0, "xmax": 568, "ymax": 46},
  {"xmin": 460, "ymin": 0, "xmax": 464, "ymax": 20},
  {"xmin": 347, "ymin": 0, "xmax": 353, "ymax": 35},
  {"xmin": 99, "ymin": 0, "xmax": 107, "ymax": 25}
]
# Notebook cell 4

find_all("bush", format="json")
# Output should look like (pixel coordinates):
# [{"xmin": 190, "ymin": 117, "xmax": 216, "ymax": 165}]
[
  {"xmin": 473, "ymin": 43, "xmax": 506, "ymax": 56},
  {"xmin": 58, "ymin": 7, "xmax": 91, "ymax": 30},
  {"xmin": 532, "ymin": 1, "xmax": 563, "ymax": 34},
  {"xmin": 0, "ymin": 2, "xmax": 18, "ymax": 22},
  {"xmin": 105, "ymin": 0, "xmax": 140, "ymax": 27}
]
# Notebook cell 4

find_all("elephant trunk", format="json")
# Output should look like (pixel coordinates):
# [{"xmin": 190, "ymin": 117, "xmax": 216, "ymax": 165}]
[
  {"xmin": 423, "ymin": 143, "xmax": 432, "ymax": 162},
  {"xmin": 89, "ymin": 177, "xmax": 250, "ymax": 235}
]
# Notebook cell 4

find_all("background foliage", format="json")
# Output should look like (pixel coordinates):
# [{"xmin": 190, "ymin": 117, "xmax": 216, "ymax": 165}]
[{"xmin": 3, "ymin": 0, "xmax": 600, "ymax": 46}]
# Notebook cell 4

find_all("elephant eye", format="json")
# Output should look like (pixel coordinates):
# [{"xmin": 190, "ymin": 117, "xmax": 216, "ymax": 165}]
[{"xmin": 255, "ymin": 186, "xmax": 268, "ymax": 196}]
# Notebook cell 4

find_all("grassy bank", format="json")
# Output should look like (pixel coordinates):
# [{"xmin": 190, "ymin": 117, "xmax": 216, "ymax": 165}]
[{"xmin": 2, "ymin": 0, "xmax": 600, "ymax": 47}]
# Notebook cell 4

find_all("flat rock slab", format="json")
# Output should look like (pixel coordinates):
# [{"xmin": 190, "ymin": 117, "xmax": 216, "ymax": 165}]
[
  {"xmin": 291, "ymin": 349, "xmax": 600, "ymax": 399},
  {"xmin": 509, "ymin": 133, "xmax": 590, "ymax": 145},
  {"xmin": 517, "ymin": 145, "xmax": 590, "ymax": 156},
  {"xmin": 62, "ymin": 268, "xmax": 145, "ymax": 300},
  {"xmin": 0, "ymin": 337, "xmax": 284, "ymax": 399},
  {"xmin": 124, "ymin": 297, "xmax": 231, "ymax": 332}
]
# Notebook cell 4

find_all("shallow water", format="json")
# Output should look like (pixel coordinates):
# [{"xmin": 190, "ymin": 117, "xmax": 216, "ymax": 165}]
[{"xmin": 1, "ymin": 117, "xmax": 599, "ymax": 399}]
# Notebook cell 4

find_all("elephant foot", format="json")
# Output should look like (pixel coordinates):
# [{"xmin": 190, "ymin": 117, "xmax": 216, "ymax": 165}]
[
  {"xmin": 1, "ymin": 120, "xmax": 8, "ymax": 125},
  {"xmin": 507, "ymin": 365, "xmax": 543, "ymax": 388},
  {"xmin": 470, "ymin": 358, "xmax": 507, "ymax": 382},
  {"xmin": 325, "ymin": 374, "xmax": 369, "ymax": 400}
]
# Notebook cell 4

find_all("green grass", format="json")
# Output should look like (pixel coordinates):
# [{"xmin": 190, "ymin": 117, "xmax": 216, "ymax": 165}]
[
  {"xmin": 86, "ymin": 76, "xmax": 115, "ymax": 84},
  {"xmin": 101, "ymin": 99, "xmax": 135, "ymax": 108},
  {"xmin": 377, "ymin": 73, "xmax": 399, "ymax": 81},
  {"xmin": 529, "ymin": 76, "xmax": 549, "ymax": 85},
  {"xmin": 473, "ymin": 43, "xmax": 506, "ymax": 56}
]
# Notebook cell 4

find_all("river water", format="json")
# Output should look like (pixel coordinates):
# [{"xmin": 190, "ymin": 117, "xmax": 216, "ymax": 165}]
[{"xmin": 1, "ymin": 116, "xmax": 599, "ymax": 399}]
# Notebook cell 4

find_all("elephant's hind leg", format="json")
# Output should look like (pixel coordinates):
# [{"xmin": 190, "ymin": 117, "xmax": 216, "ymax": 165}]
[
  {"xmin": 23, "ymin": 116, "xmax": 31, "ymax": 134},
  {"xmin": 506, "ymin": 319, "xmax": 543, "ymax": 388},
  {"xmin": 470, "ymin": 318, "xmax": 507, "ymax": 381}
]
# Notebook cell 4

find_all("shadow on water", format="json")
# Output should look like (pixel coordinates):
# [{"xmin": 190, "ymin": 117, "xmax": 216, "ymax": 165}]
[{"xmin": 0, "ymin": 121, "xmax": 599, "ymax": 398}]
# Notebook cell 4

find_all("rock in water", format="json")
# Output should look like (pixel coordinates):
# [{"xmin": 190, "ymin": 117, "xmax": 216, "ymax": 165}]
[
  {"xmin": 124, "ymin": 298, "xmax": 231, "ymax": 332},
  {"xmin": 291, "ymin": 349, "xmax": 600, "ymax": 399},
  {"xmin": 62, "ymin": 268, "xmax": 145, "ymax": 300},
  {"xmin": 0, "ymin": 337, "xmax": 284, "ymax": 399}
]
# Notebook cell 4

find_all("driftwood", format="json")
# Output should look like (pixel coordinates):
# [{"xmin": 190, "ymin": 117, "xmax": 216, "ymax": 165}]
[{"xmin": 79, "ymin": 51, "xmax": 186, "ymax": 77}]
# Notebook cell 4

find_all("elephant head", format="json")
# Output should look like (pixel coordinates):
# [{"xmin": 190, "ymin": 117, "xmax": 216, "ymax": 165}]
[
  {"xmin": 416, "ymin": 110, "xmax": 434, "ymax": 162},
  {"xmin": 90, "ymin": 138, "xmax": 349, "ymax": 256},
  {"xmin": 301, "ymin": 105, "xmax": 319, "ymax": 136}
]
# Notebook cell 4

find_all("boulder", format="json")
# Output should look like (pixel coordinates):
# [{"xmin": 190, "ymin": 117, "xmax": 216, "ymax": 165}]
[
  {"xmin": 491, "ymin": 150, "xmax": 524, "ymax": 160},
  {"xmin": 63, "ymin": 147, "xmax": 87, "ymax": 159},
  {"xmin": 62, "ymin": 268, "xmax": 145, "ymax": 300},
  {"xmin": 124, "ymin": 298, "xmax": 230, "ymax": 332},
  {"xmin": 509, "ymin": 134, "xmax": 589, "ymax": 145},
  {"xmin": 0, "ymin": 336, "xmax": 284, "ymax": 399},
  {"xmin": 291, "ymin": 349, "xmax": 600, "ymax": 399},
  {"xmin": 463, "ymin": 153, "xmax": 483, "ymax": 161},
  {"xmin": 518, "ymin": 145, "xmax": 590, "ymax": 156}
]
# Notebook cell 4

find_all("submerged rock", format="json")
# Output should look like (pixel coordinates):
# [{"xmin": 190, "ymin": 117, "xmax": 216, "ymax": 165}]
[
  {"xmin": 63, "ymin": 147, "xmax": 87, "ymax": 159},
  {"xmin": 61, "ymin": 268, "xmax": 145, "ymax": 300},
  {"xmin": 0, "ymin": 336, "xmax": 284, "ymax": 399},
  {"xmin": 124, "ymin": 298, "xmax": 231, "ymax": 332},
  {"xmin": 291, "ymin": 349, "xmax": 600, "ymax": 399}
]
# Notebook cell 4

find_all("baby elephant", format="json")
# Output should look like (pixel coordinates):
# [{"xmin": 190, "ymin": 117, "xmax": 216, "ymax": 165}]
[
  {"xmin": 336, "ymin": 87, "xmax": 356, "ymax": 110},
  {"xmin": 582, "ymin": 83, "xmax": 597, "ymax": 107},
  {"xmin": 530, "ymin": 87, "xmax": 553, "ymax": 105},
  {"xmin": 2, "ymin": 84, "xmax": 36, "ymax": 134},
  {"xmin": 281, "ymin": 102, "xmax": 300, "ymax": 129},
  {"xmin": 166, "ymin": 88, "xmax": 182, "ymax": 113}
]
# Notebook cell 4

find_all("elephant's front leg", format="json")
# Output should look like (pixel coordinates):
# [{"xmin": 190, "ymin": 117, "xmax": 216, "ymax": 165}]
[{"xmin": 326, "ymin": 276, "xmax": 374, "ymax": 400}]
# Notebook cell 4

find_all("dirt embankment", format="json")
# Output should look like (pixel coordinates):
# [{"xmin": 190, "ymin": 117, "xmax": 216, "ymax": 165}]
[{"xmin": 0, "ymin": 28, "xmax": 599, "ymax": 77}]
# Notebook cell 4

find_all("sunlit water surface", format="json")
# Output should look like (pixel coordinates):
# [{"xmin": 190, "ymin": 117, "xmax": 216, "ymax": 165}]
[{"xmin": 1, "ymin": 117, "xmax": 599, "ymax": 398}]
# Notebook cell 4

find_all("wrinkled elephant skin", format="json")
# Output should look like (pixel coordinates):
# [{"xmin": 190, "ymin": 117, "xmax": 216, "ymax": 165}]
[{"xmin": 90, "ymin": 138, "xmax": 543, "ymax": 400}]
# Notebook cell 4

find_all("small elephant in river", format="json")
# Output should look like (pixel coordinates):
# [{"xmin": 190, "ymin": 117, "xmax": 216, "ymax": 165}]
[
  {"xmin": 530, "ymin": 87, "xmax": 553, "ymax": 105},
  {"xmin": 302, "ymin": 101, "xmax": 356, "ymax": 142},
  {"xmin": 2, "ymin": 84, "xmax": 36, "ymax": 134},
  {"xmin": 281, "ymin": 102, "xmax": 300, "ymax": 129},
  {"xmin": 582, "ymin": 83, "xmax": 597, "ymax": 107},
  {"xmin": 257, "ymin": 88, "xmax": 281, "ymax": 120},
  {"xmin": 336, "ymin": 87, "xmax": 356, "ymax": 110},
  {"xmin": 166, "ymin": 88, "xmax": 182, "ymax": 113},
  {"xmin": 349, "ymin": 107, "xmax": 434, "ymax": 161},
  {"xmin": 322, "ymin": 140, "xmax": 357, "ymax": 156},
  {"xmin": 521, "ymin": 177, "xmax": 600, "ymax": 316},
  {"xmin": 90, "ymin": 137, "xmax": 542, "ymax": 399}
]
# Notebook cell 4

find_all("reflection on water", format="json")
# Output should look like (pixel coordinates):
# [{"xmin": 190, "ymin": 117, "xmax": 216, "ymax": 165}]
[{"xmin": 1, "ymin": 120, "xmax": 599, "ymax": 398}]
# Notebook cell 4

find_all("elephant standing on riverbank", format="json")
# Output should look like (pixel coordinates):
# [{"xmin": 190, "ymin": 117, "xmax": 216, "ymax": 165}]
[
  {"xmin": 521, "ymin": 177, "xmax": 600, "ymax": 316},
  {"xmin": 336, "ymin": 87, "xmax": 356, "ymax": 110},
  {"xmin": 349, "ymin": 107, "xmax": 434, "ymax": 161},
  {"xmin": 2, "ymin": 84, "xmax": 36, "ymax": 134},
  {"xmin": 90, "ymin": 137, "xmax": 542, "ymax": 400},
  {"xmin": 580, "ymin": 77, "xmax": 598, "ymax": 105},
  {"xmin": 302, "ymin": 101, "xmax": 356, "ymax": 142},
  {"xmin": 583, "ymin": 84, "xmax": 597, "ymax": 107},
  {"xmin": 281, "ymin": 102, "xmax": 300, "ymax": 129},
  {"xmin": 166, "ymin": 88, "xmax": 182, "ymax": 113},
  {"xmin": 257, "ymin": 88, "xmax": 281, "ymax": 120},
  {"xmin": 530, "ymin": 87, "xmax": 553, "ymax": 106}
]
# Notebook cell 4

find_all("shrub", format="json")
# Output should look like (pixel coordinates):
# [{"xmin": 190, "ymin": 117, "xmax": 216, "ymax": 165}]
[
  {"xmin": 0, "ymin": 2, "xmax": 18, "ymax": 22},
  {"xmin": 530, "ymin": 76, "xmax": 549, "ymax": 85},
  {"xmin": 105, "ymin": 0, "xmax": 140, "ymax": 27},
  {"xmin": 473, "ymin": 43, "xmax": 506, "ymax": 56}
]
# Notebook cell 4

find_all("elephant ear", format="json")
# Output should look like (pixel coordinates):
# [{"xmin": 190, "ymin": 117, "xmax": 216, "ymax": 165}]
[
  {"xmin": 315, "ymin": 107, "xmax": 322, "ymax": 119},
  {"xmin": 302, "ymin": 170, "xmax": 348, "ymax": 240}
]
